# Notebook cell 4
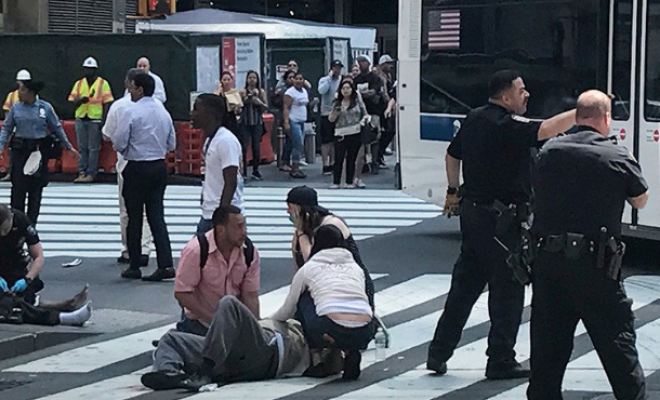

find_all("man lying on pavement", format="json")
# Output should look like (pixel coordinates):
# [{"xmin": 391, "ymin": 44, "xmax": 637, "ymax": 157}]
[
  {"xmin": 0, "ymin": 205, "xmax": 91, "ymax": 326},
  {"xmin": 142, "ymin": 296, "xmax": 342, "ymax": 392}
]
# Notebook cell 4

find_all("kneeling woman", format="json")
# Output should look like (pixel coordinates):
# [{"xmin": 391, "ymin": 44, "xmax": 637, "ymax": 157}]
[{"xmin": 271, "ymin": 225, "xmax": 375, "ymax": 380}]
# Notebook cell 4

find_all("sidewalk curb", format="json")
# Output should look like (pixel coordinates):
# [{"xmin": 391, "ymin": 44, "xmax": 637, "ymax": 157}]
[{"xmin": 0, "ymin": 331, "xmax": 97, "ymax": 362}]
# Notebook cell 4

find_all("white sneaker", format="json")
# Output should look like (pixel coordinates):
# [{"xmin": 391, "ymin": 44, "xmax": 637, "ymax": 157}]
[
  {"xmin": 299, "ymin": 160, "xmax": 308, "ymax": 166},
  {"xmin": 329, "ymin": 184, "xmax": 340, "ymax": 189},
  {"xmin": 354, "ymin": 178, "xmax": 366, "ymax": 189}
]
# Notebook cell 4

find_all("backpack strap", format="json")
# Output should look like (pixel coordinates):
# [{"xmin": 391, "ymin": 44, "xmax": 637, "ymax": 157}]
[
  {"xmin": 197, "ymin": 232, "xmax": 210, "ymax": 269},
  {"xmin": 243, "ymin": 236, "xmax": 255, "ymax": 268}
]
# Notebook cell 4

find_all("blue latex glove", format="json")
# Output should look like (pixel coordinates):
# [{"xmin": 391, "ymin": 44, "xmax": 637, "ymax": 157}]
[
  {"xmin": 0, "ymin": 278, "xmax": 8, "ymax": 292},
  {"xmin": 10, "ymin": 279, "xmax": 28, "ymax": 293}
]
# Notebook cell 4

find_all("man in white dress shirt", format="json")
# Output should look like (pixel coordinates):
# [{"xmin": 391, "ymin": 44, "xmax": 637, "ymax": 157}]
[
  {"xmin": 137, "ymin": 57, "xmax": 167, "ymax": 104},
  {"xmin": 111, "ymin": 73, "xmax": 176, "ymax": 282},
  {"xmin": 102, "ymin": 68, "xmax": 153, "ymax": 267}
]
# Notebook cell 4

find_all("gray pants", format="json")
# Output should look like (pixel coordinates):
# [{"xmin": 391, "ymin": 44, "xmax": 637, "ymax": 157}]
[
  {"xmin": 75, "ymin": 119, "xmax": 102, "ymax": 176},
  {"xmin": 154, "ymin": 296, "xmax": 278, "ymax": 383}
]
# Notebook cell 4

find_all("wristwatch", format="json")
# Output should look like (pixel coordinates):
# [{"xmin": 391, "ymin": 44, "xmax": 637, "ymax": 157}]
[{"xmin": 447, "ymin": 187, "xmax": 458, "ymax": 195}]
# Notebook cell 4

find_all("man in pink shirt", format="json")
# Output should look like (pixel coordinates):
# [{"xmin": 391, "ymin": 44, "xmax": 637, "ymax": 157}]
[{"xmin": 175, "ymin": 205, "xmax": 260, "ymax": 335}]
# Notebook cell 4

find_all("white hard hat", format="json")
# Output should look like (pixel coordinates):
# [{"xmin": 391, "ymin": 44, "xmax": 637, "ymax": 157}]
[
  {"xmin": 378, "ymin": 54, "xmax": 395, "ymax": 64},
  {"xmin": 16, "ymin": 69, "xmax": 32, "ymax": 81},
  {"xmin": 82, "ymin": 57, "xmax": 99, "ymax": 68}
]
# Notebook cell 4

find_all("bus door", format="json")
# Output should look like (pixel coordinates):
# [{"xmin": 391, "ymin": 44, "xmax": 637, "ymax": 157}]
[{"xmin": 634, "ymin": 0, "xmax": 660, "ymax": 230}]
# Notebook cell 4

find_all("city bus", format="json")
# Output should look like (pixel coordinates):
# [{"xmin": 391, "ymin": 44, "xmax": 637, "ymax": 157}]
[{"xmin": 397, "ymin": 0, "xmax": 660, "ymax": 239}]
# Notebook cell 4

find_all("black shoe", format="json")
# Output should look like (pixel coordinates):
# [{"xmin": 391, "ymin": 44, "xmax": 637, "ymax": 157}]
[
  {"xmin": 121, "ymin": 267, "xmax": 142, "ymax": 280},
  {"xmin": 117, "ymin": 255, "xmax": 130, "ymax": 264},
  {"xmin": 251, "ymin": 171, "xmax": 263, "ymax": 181},
  {"xmin": 141, "ymin": 371, "xmax": 189, "ymax": 391},
  {"xmin": 370, "ymin": 162, "xmax": 380, "ymax": 175},
  {"xmin": 180, "ymin": 373, "xmax": 213, "ymax": 392},
  {"xmin": 140, "ymin": 255, "xmax": 150, "ymax": 267},
  {"xmin": 362, "ymin": 164, "xmax": 371, "ymax": 174},
  {"xmin": 142, "ymin": 267, "xmax": 175, "ymax": 282},
  {"xmin": 485, "ymin": 361, "xmax": 530, "ymax": 380},
  {"xmin": 322, "ymin": 165, "xmax": 333, "ymax": 175},
  {"xmin": 342, "ymin": 350, "xmax": 362, "ymax": 380},
  {"xmin": 427, "ymin": 355, "xmax": 448, "ymax": 375}
]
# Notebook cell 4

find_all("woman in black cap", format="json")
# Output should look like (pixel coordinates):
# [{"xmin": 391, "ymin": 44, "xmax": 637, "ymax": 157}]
[
  {"xmin": 0, "ymin": 80, "xmax": 79, "ymax": 225},
  {"xmin": 285, "ymin": 185, "xmax": 375, "ymax": 308}
]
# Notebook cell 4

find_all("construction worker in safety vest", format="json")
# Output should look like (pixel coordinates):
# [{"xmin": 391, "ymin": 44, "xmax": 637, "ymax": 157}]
[
  {"xmin": 1, "ymin": 70, "xmax": 33, "ymax": 182},
  {"xmin": 68, "ymin": 57, "xmax": 114, "ymax": 183}
]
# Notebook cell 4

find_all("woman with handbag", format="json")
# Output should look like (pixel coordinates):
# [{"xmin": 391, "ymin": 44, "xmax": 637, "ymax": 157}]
[
  {"xmin": 328, "ymin": 79, "xmax": 368, "ymax": 189},
  {"xmin": 239, "ymin": 70, "xmax": 268, "ymax": 181},
  {"xmin": 214, "ymin": 72, "xmax": 243, "ymax": 137},
  {"xmin": 0, "ymin": 80, "xmax": 79, "ymax": 225}
]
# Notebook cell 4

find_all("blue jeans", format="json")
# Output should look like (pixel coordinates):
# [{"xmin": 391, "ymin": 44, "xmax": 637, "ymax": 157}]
[
  {"xmin": 75, "ymin": 119, "xmax": 102, "ymax": 176},
  {"xmin": 296, "ymin": 292, "xmax": 375, "ymax": 351},
  {"xmin": 197, "ymin": 218, "xmax": 213, "ymax": 234},
  {"xmin": 289, "ymin": 121, "xmax": 305, "ymax": 164}
]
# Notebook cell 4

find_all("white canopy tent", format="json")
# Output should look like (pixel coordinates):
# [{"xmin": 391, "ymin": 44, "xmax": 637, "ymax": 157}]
[{"xmin": 136, "ymin": 9, "xmax": 376, "ymax": 54}]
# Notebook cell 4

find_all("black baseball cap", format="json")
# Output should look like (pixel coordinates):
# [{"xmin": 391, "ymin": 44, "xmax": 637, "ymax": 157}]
[
  {"xmin": 331, "ymin": 60, "xmax": 344, "ymax": 68},
  {"xmin": 286, "ymin": 186, "xmax": 329, "ymax": 213}
]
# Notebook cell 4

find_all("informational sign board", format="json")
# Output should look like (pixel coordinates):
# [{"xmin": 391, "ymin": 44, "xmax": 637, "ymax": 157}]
[{"xmin": 222, "ymin": 36, "xmax": 261, "ymax": 89}]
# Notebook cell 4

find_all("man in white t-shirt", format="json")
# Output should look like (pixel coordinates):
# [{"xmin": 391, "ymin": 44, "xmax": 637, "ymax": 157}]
[
  {"xmin": 102, "ymin": 68, "xmax": 153, "ymax": 265},
  {"xmin": 191, "ymin": 93, "xmax": 244, "ymax": 233}
]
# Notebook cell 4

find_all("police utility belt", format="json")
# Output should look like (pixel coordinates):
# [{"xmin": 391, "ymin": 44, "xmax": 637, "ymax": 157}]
[{"xmin": 538, "ymin": 227, "xmax": 625, "ymax": 281}]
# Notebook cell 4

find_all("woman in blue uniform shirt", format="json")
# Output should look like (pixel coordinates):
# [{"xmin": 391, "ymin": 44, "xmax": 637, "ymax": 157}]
[{"xmin": 0, "ymin": 80, "xmax": 79, "ymax": 225}]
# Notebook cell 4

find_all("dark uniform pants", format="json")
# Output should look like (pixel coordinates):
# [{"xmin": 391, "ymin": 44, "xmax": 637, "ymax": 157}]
[
  {"xmin": 429, "ymin": 200, "xmax": 525, "ymax": 366},
  {"xmin": 122, "ymin": 160, "xmax": 173, "ymax": 270},
  {"xmin": 0, "ymin": 277, "xmax": 59, "ymax": 326},
  {"xmin": 10, "ymin": 141, "xmax": 48, "ymax": 225},
  {"xmin": 527, "ymin": 251, "xmax": 646, "ymax": 400}
]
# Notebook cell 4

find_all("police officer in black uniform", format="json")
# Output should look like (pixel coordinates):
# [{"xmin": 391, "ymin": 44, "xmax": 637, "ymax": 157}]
[
  {"xmin": 427, "ymin": 70, "xmax": 576, "ymax": 379},
  {"xmin": 528, "ymin": 90, "xmax": 648, "ymax": 399}
]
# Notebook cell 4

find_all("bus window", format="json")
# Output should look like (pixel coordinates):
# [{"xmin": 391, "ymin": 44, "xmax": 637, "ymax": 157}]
[
  {"xmin": 420, "ymin": 0, "xmax": 608, "ymax": 119},
  {"xmin": 612, "ymin": 0, "xmax": 633, "ymax": 121},
  {"xmin": 645, "ymin": 0, "xmax": 660, "ymax": 121}
]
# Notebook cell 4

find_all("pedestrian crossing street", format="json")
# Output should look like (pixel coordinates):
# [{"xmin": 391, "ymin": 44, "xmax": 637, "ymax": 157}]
[
  {"xmin": 0, "ymin": 183, "xmax": 442, "ymax": 259},
  {"xmin": 2, "ymin": 273, "xmax": 660, "ymax": 400}
]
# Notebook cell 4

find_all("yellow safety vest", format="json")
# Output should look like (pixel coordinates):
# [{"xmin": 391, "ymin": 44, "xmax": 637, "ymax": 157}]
[
  {"xmin": 68, "ymin": 77, "xmax": 114, "ymax": 120},
  {"xmin": 3, "ymin": 90, "xmax": 19, "ymax": 112}
]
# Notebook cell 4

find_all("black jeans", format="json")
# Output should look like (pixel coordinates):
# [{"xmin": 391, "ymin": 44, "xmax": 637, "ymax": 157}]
[
  {"xmin": 527, "ymin": 251, "xmax": 646, "ymax": 400},
  {"xmin": 296, "ymin": 292, "xmax": 375, "ymax": 351},
  {"xmin": 122, "ymin": 160, "xmax": 173, "ymax": 270},
  {"xmin": 333, "ymin": 134, "xmax": 361, "ymax": 185},
  {"xmin": 378, "ymin": 116, "xmax": 396, "ymax": 161},
  {"xmin": 10, "ymin": 144, "xmax": 48, "ymax": 226},
  {"xmin": 429, "ymin": 200, "xmax": 525, "ymax": 365},
  {"xmin": 240, "ymin": 124, "xmax": 262, "ymax": 174}
]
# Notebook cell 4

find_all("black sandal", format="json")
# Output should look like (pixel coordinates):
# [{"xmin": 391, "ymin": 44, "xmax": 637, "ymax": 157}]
[{"xmin": 289, "ymin": 170, "xmax": 307, "ymax": 179}]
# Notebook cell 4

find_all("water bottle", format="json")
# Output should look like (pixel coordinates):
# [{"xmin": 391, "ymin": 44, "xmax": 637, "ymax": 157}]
[{"xmin": 374, "ymin": 328, "xmax": 387, "ymax": 361}]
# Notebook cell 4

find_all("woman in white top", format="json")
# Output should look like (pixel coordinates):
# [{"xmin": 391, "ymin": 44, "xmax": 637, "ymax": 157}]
[
  {"xmin": 271, "ymin": 225, "xmax": 375, "ymax": 380},
  {"xmin": 283, "ymin": 72, "xmax": 309, "ymax": 179}
]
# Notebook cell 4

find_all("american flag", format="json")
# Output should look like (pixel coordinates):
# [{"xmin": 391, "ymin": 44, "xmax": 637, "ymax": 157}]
[{"xmin": 428, "ymin": 9, "xmax": 461, "ymax": 50}]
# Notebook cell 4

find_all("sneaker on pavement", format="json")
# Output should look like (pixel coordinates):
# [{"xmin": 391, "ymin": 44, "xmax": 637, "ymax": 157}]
[
  {"xmin": 322, "ymin": 165, "xmax": 333, "ymax": 175},
  {"xmin": 251, "ymin": 171, "xmax": 263, "ymax": 181},
  {"xmin": 0, "ymin": 174, "xmax": 10, "ymax": 182},
  {"xmin": 76, "ymin": 174, "xmax": 94, "ymax": 183},
  {"xmin": 354, "ymin": 178, "xmax": 366, "ymax": 189},
  {"xmin": 141, "ymin": 371, "xmax": 190, "ymax": 391},
  {"xmin": 329, "ymin": 184, "xmax": 340, "ymax": 189},
  {"xmin": 299, "ymin": 160, "xmax": 308, "ymax": 166},
  {"xmin": 73, "ymin": 172, "xmax": 86, "ymax": 183},
  {"xmin": 117, "ymin": 255, "xmax": 130, "ymax": 264},
  {"xmin": 384, "ymin": 148, "xmax": 394, "ymax": 156},
  {"xmin": 279, "ymin": 165, "xmax": 292, "ymax": 172}
]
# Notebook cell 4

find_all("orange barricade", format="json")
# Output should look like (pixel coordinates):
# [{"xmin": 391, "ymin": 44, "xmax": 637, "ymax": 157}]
[
  {"xmin": 246, "ymin": 113, "xmax": 275, "ymax": 164},
  {"xmin": 177, "ymin": 126, "xmax": 204, "ymax": 176},
  {"xmin": 98, "ymin": 140, "xmax": 117, "ymax": 173},
  {"xmin": 60, "ymin": 120, "xmax": 79, "ymax": 173}
]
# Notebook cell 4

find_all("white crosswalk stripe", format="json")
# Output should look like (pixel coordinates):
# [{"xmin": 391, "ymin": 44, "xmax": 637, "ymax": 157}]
[
  {"xmin": 2, "ymin": 274, "xmax": 660, "ymax": 400},
  {"xmin": 0, "ymin": 183, "xmax": 441, "ymax": 259}
]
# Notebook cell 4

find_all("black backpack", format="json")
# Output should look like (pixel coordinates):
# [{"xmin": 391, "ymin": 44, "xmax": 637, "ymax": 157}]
[{"xmin": 195, "ymin": 233, "xmax": 255, "ymax": 269}]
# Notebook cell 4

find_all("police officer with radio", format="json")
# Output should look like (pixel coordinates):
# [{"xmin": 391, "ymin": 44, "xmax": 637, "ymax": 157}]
[
  {"xmin": 427, "ymin": 70, "xmax": 576, "ymax": 379},
  {"xmin": 527, "ymin": 90, "xmax": 648, "ymax": 399}
]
